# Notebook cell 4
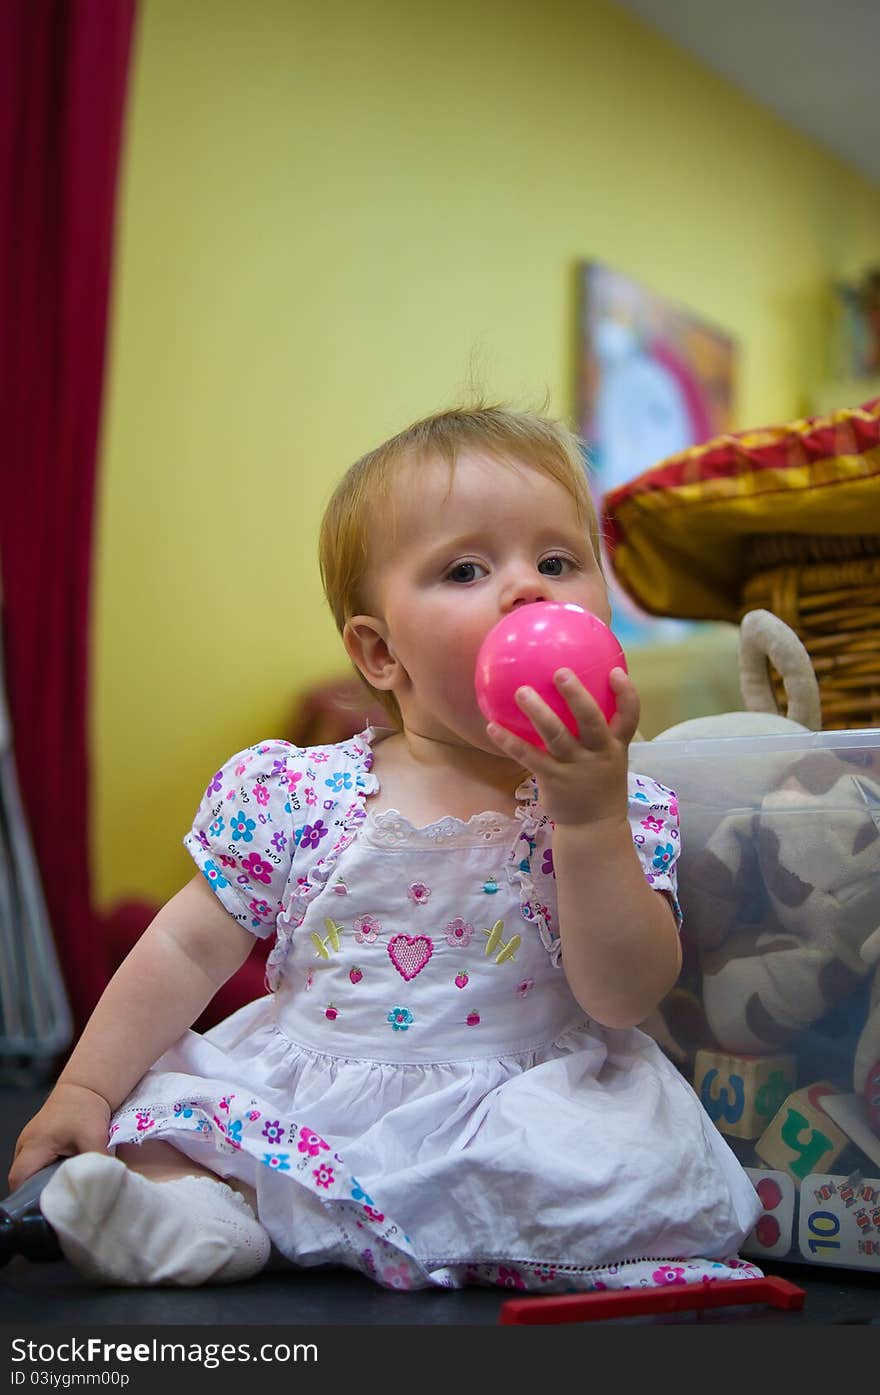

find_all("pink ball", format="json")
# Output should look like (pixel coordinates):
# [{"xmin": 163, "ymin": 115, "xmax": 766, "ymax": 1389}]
[{"xmin": 474, "ymin": 603, "xmax": 627, "ymax": 746}]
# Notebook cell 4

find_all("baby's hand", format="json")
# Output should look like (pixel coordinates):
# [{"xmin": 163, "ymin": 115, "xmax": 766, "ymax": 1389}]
[
  {"xmin": 486, "ymin": 667, "xmax": 639, "ymax": 828},
  {"xmin": 8, "ymin": 1083, "xmax": 112, "ymax": 1191}
]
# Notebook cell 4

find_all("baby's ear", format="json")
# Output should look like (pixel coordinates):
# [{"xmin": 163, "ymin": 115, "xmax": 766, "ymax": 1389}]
[{"xmin": 343, "ymin": 615, "xmax": 399, "ymax": 691}]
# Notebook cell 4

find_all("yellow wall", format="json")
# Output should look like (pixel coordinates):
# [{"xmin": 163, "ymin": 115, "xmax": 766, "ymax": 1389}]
[{"xmin": 93, "ymin": 0, "xmax": 880, "ymax": 908}]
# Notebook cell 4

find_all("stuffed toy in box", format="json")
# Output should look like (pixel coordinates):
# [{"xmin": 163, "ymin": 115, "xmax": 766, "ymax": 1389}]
[{"xmin": 634, "ymin": 610, "xmax": 880, "ymax": 1148}]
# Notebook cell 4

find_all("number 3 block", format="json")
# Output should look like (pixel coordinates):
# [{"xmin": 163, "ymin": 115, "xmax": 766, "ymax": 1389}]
[
  {"xmin": 754, "ymin": 1081, "xmax": 850, "ymax": 1182},
  {"xmin": 693, "ymin": 1050, "xmax": 797, "ymax": 1140}
]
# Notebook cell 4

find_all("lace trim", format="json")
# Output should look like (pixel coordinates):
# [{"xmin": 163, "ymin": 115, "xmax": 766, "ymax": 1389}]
[
  {"xmin": 428, "ymin": 1251, "xmax": 755, "ymax": 1275},
  {"xmin": 362, "ymin": 807, "xmax": 518, "ymax": 849}
]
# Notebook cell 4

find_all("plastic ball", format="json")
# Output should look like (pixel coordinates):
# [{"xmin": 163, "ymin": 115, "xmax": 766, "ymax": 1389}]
[{"xmin": 474, "ymin": 602, "xmax": 627, "ymax": 746}]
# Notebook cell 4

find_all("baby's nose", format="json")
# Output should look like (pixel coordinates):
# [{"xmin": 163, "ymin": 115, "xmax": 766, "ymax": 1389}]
[{"xmin": 504, "ymin": 572, "xmax": 551, "ymax": 611}]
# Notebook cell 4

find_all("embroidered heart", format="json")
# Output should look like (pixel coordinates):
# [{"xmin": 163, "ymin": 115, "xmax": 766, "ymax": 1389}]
[{"xmin": 387, "ymin": 933, "xmax": 434, "ymax": 981}]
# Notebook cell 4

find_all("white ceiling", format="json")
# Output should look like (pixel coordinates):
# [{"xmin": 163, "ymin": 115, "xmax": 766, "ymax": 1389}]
[{"xmin": 609, "ymin": 0, "xmax": 880, "ymax": 187}]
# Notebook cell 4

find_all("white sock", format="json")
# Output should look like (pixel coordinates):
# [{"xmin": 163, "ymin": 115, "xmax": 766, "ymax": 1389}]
[{"xmin": 40, "ymin": 1153, "xmax": 271, "ymax": 1287}]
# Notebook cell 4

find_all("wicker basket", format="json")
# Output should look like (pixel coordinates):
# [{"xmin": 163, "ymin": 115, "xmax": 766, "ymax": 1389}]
[{"xmin": 741, "ymin": 534, "xmax": 880, "ymax": 729}]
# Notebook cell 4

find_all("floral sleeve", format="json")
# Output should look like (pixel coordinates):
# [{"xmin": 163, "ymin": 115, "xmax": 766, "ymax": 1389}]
[
  {"xmin": 183, "ymin": 736, "xmax": 376, "ymax": 941},
  {"xmin": 183, "ymin": 740, "xmax": 314, "ymax": 937},
  {"xmin": 627, "ymin": 770, "xmax": 682, "ymax": 928}
]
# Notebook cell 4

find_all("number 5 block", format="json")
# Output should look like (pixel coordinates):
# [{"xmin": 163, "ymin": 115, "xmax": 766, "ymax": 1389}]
[
  {"xmin": 693, "ymin": 1050, "xmax": 797, "ymax": 1140},
  {"xmin": 755, "ymin": 1081, "xmax": 849, "ymax": 1182}
]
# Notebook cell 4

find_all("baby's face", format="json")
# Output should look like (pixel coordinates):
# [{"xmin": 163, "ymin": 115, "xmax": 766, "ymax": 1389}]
[{"xmin": 362, "ymin": 450, "xmax": 610, "ymax": 752}]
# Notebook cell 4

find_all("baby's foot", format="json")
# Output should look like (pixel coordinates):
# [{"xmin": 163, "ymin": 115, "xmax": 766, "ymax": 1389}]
[{"xmin": 40, "ymin": 1153, "xmax": 270, "ymax": 1286}]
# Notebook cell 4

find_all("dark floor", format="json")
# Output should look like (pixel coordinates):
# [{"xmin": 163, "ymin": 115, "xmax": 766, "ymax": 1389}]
[{"xmin": 2, "ymin": 1083, "xmax": 878, "ymax": 1327}]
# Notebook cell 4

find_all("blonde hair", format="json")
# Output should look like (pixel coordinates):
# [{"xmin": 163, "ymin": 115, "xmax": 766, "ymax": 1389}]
[{"xmin": 319, "ymin": 402, "xmax": 603, "ymax": 724}]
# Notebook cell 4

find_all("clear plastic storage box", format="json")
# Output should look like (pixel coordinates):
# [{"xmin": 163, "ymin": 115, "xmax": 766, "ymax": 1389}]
[{"xmin": 630, "ymin": 728, "xmax": 880, "ymax": 1273}]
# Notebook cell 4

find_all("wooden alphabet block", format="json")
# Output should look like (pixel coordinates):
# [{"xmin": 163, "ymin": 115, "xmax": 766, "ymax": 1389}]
[
  {"xmin": 754, "ymin": 1081, "xmax": 849, "ymax": 1182},
  {"xmin": 741, "ymin": 1167, "xmax": 796, "ymax": 1260},
  {"xmin": 693, "ymin": 1049, "xmax": 797, "ymax": 1140}
]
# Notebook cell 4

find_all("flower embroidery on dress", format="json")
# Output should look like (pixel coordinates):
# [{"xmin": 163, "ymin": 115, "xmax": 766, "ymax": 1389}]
[
  {"xmin": 353, "ymin": 914, "xmax": 381, "ymax": 943},
  {"xmin": 387, "ymin": 934, "xmax": 434, "ymax": 980},
  {"xmin": 387, "ymin": 1006, "xmax": 413, "ymax": 1031},
  {"xmin": 407, "ymin": 881, "xmax": 432, "ymax": 904},
  {"xmin": 444, "ymin": 918, "xmax": 473, "ymax": 948}
]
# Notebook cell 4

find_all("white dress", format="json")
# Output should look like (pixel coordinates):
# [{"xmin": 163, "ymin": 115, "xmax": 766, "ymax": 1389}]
[{"xmin": 110, "ymin": 730, "xmax": 763, "ymax": 1292}]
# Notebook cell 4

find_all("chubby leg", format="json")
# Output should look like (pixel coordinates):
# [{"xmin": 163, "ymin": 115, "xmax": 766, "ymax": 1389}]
[
  {"xmin": 39, "ymin": 1141, "xmax": 270, "ymax": 1286},
  {"xmin": 117, "ymin": 1138, "xmax": 259, "ymax": 1211}
]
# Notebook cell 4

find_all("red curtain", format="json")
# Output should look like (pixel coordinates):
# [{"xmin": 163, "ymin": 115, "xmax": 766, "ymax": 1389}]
[{"xmin": 0, "ymin": 0, "xmax": 138, "ymax": 1030}]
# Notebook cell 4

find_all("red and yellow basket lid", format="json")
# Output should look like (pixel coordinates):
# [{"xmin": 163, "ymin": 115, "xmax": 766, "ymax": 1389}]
[{"xmin": 600, "ymin": 398, "xmax": 880, "ymax": 622}]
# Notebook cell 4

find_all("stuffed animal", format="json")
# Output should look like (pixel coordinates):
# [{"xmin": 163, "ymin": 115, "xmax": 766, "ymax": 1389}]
[{"xmin": 633, "ymin": 610, "xmax": 880, "ymax": 1142}]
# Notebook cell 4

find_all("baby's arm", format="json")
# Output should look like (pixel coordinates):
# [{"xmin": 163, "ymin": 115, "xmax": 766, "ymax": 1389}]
[
  {"xmin": 551, "ymin": 815, "xmax": 681, "ymax": 1029},
  {"xmin": 8, "ymin": 874, "xmax": 256, "ymax": 1189},
  {"xmin": 487, "ymin": 667, "xmax": 681, "ymax": 1030}
]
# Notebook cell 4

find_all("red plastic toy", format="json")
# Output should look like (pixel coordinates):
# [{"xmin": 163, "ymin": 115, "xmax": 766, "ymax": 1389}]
[{"xmin": 498, "ymin": 1275, "xmax": 806, "ymax": 1325}]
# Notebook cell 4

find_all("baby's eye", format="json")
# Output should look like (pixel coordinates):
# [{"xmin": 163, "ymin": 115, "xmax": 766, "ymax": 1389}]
[
  {"xmin": 538, "ymin": 555, "xmax": 572, "ymax": 576},
  {"xmin": 445, "ymin": 561, "xmax": 488, "ymax": 583}
]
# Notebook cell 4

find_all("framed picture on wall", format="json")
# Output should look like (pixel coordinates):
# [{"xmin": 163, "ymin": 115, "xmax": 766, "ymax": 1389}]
[{"xmin": 577, "ymin": 261, "xmax": 737, "ymax": 645}]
